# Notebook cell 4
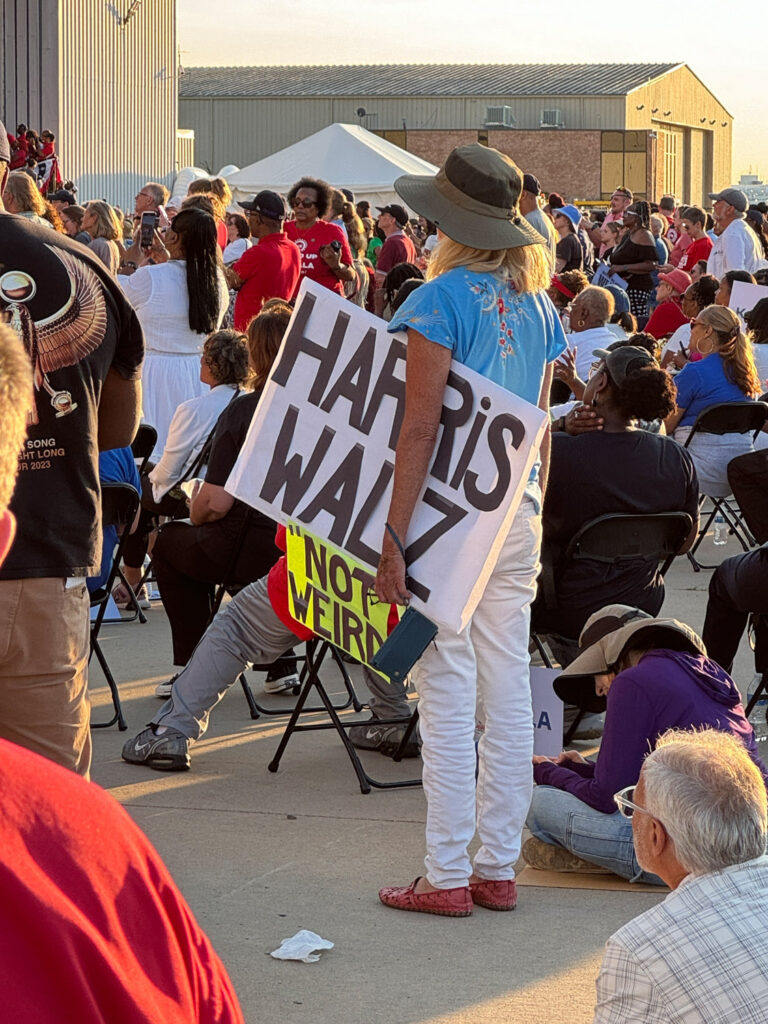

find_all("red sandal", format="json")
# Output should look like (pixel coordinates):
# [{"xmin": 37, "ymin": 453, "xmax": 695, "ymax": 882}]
[
  {"xmin": 469, "ymin": 878, "xmax": 518, "ymax": 911},
  {"xmin": 378, "ymin": 877, "xmax": 473, "ymax": 917}
]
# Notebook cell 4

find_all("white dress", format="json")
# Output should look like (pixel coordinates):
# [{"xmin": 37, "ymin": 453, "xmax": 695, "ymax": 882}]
[{"xmin": 119, "ymin": 261, "xmax": 229, "ymax": 457}]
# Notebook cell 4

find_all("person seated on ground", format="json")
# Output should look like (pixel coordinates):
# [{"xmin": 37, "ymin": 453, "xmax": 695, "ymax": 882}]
[
  {"xmin": 746, "ymin": 297, "xmax": 768, "ymax": 391},
  {"xmin": 715, "ymin": 268, "xmax": 756, "ymax": 307},
  {"xmin": 593, "ymin": 729, "xmax": 768, "ymax": 1024},
  {"xmin": 643, "ymin": 268, "xmax": 691, "ymax": 340},
  {"xmin": 121, "ymin": 522, "xmax": 418, "ymax": 771},
  {"xmin": 665, "ymin": 304, "xmax": 761, "ymax": 497},
  {"xmin": 534, "ymin": 345, "xmax": 699, "ymax": 659},
  {"xmin": 524, "ymin": 607, "xmax": 768, "ymax": 883},
  {"xmin": 553, "ymin": 286, "xmax": 618, "ymax": 394},
  {"xmin": 658, "ymin": 274, "xmax": 718, "ymax": 370},
  {"xmin": 118, "ymin": 328, "xmax": 252, "ymax": 608},
  {"xmin": 149, "ymin": 307, "xmax": 299, "ymax": 698},
  {"xmin": 373, "ymin": 262, "xmax": 424, "ymax": 320},
  {"xmin": 0, "ymin": 330, "xmax": 245, "ymax": 1024}
]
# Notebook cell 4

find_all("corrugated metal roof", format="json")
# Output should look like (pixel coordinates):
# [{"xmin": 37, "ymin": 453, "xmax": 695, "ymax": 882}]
[{"xmin": 179, "ymin": 63, "xmax": 681, "ymax": 99}]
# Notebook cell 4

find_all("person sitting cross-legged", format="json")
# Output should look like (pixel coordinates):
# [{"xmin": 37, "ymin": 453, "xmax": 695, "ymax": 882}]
[
  {"xmin": 524, "ymin": 605, "xmax": 768, "ymax": 884},
  {"xmin": 121, "ymin": 524, "xmax": 417, "ymax": 770},
  {"xmin": 593, "ymin": 728, "xmax": 768, "ymax": 1024}
]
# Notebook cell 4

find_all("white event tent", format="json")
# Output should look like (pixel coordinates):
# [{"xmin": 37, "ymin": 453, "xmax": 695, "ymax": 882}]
[{"xmin": 224, "ymin": 123, "xmax": 438, "ymax": 212}]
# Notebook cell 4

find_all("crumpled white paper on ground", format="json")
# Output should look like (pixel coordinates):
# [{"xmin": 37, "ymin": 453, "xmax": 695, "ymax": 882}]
[{"xmin": 269, "ymin": 929, "xmax": 334, "ymax": 963}]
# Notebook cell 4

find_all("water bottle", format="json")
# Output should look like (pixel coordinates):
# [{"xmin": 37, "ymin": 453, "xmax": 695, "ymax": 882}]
[
  {"xmin": 746, "ymin": 674, "xmax": 768, "ymax": 742},
  {"xmin": 713, "ymin": 513, "xmax": 727, "ymax": 546}
]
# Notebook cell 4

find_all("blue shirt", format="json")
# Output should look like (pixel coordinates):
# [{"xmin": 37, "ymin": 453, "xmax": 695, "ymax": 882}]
[
  {"xmin": 388, "ymin": 268, "xmax": 566, "ymax": 406},
  {"xmin": 87, "ymin": 448, "xmax": 141, "ymax": 593},
  {"xmin": 674, "ymin": 354, "xmax": 753, "ymax": 427}
]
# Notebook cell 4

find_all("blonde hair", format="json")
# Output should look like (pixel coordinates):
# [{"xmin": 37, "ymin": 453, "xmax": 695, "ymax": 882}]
[
  {"xmin": 428, "ymin": 235, "xmax": 551, "ymax": 294},
  {"xmin": 697, "ymin": 304, "xmax": 761, "ymax": 396},
  {"xmin": 4, "ymin": 170, "xmax": 46, "ymax": 215},
  {"xmin": 182, "ymin": 191, "xmax": 225, "ymax": 222},
  {"xmin": 85, "ymin": 200, "xmax": 121, "ymax": 241},
  {"xmin": 207, "ymin": 177, "xmax": 232, "ymax": 207},
  {"xmin": 0, "ymin": 326, "xmax": 34, "ymax": 513},
  {"xmin": 247, "ymin": 305, "xmax": 292, "ymax": 388}
]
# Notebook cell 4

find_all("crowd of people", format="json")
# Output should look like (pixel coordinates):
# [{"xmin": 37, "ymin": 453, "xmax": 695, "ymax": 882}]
[{"xmin": 2, "ymin": 106, "xmax": 768, "ymax": 1022}]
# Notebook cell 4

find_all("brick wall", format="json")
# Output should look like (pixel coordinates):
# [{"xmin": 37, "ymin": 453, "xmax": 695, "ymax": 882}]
[{"xmin": 406, "ymin": 129, "xmax": 604, "ymax": 200}]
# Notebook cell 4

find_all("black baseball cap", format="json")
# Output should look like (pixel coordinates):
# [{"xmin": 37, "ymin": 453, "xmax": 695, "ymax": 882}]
[
  {"xmin": 49, "ymin": 188, "xmax": 77, "ymax": 205},
  {"xmin": 240, "ymin": 190, "xmax": 287, "ymax": 220},
  {"xmin": 377, "ymin": 203, "xmax": 409, "ymax": 227},
  {"xmin": 523, "ymin": 173, "xmax": 542, "ymax": 196}
]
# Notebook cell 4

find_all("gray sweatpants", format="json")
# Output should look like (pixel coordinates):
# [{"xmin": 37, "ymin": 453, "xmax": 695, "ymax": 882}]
[{"xmin": 154, "ymin": 576, "xmax": 410, "ymax": 740}]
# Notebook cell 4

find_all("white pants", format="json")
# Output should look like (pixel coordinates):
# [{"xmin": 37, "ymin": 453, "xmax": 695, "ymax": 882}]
[{"xmin": 412, "ymin": 498, "xmax": 541, "ymax": 888}]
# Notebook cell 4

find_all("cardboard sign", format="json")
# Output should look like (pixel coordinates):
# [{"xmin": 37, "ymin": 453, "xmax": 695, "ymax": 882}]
[
  {"xmin": 285, "ymin": 523, "xmax": 398, "ymax": 676},
  {"xmin": 226, "ymin": 280, "xmax": 548, "ymax": 631},
  {"xmin": 592, "ymin": 263, "xmax": 628, "ymax": 291},
  {"xmin": 729, "ymin": 281, "xmax": 768, "ymax": 323},
  {"xmin": 530, "ymin": 666, "xmax": 565, "ymax": 757}
]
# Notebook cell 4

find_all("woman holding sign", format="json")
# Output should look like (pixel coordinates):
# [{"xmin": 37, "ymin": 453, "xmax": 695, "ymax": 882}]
[{"xmin": 374, "ymin": 144, "xmax": 567, "ymax": 916}]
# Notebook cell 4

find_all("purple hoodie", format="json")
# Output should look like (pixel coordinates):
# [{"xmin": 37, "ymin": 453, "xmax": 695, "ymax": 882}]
[{"xmin": 534, "ymin": 650, "xmax": 768, "ymax": 813}]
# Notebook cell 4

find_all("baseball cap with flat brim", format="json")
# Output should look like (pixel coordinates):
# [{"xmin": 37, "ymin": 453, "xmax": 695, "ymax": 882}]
[
  {"xmin": 394, "ymin": 143, "xmax": 544, "ymax": 250},
  {"xmin": 553, "ymin": 604, "xmax": 705, "ymax": 713}
]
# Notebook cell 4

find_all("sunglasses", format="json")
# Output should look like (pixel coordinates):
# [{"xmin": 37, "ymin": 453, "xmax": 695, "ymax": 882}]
[{"xmin": 291, "ymin": 199, "xmax": 317, "ymax": 209}]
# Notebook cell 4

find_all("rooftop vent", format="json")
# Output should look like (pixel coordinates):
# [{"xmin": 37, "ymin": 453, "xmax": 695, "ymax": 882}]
[
  {"xmin": 484, "ymin": 105, "xmax": 516, "ymax": 128},
  {"xmin": 540, "ymin": 108, "xmax": 564, "ymax": 128}
]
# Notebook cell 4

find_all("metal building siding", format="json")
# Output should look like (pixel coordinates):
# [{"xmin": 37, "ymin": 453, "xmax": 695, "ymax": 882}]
[
  {"xmin": 57, "ymin": 0, "xmax": 177, "ymax": 210},
  {"xmin": 1, "ymin": 0, "xmax": 59, "ymax": 132}
]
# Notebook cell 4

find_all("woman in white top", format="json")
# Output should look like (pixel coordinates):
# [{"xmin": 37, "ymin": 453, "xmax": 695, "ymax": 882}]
[
  {"xmin": 119, "ymin": 207, "xmax": 229, "ymax": 457},
  {"xmin": 222, "ymin": 213, "xmax": 252, "ymax": 265},
  {"xmin": 82, "ymin": 200, "xmax": 122, "ymax": 275}
]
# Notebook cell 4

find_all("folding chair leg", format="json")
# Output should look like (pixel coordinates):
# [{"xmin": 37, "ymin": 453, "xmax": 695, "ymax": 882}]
[
  {"xmin": 530, "ymin": 633, "xmax": 554, "ymax": 669},
  {"xmin": 391, "ymin": 707, "xmax": 419, "ymax": 762},
  {"xmin": 238, "ymin": 672, "xmax": 261, "ymax": 720},
  {"xmin": 115, "ymin": 567, "xmax": 147, "ymax": 624},
  {"xmin": 563, "ymin": 707, "xmax": 585, "ymax": 746},
  {"xmin": 90, "ymin": 638, "xmax": 127, "ymax": 731},
  {"xmin": 241, "ymin": 644, "xmax": 363, "ymax": 718},
  {"xmin": 745, "ymin": 673, "xmax": 768, "ymax": 718}
]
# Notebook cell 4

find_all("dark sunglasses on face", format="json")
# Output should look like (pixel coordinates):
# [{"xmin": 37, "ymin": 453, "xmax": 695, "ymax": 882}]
[{"xmin": 292, "ymin": 199, "xmax": 316, "ymax": 209}]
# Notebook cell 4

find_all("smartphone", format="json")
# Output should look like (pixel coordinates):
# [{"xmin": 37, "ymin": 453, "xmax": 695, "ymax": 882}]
[{"xmin": 139, "ymin": 211, "xmax": 159, "ymax": 249}]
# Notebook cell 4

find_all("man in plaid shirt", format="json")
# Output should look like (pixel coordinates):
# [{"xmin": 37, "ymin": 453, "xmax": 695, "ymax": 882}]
[{"xmin": 594, "ymin": 728, "xmax": 768, "ymax": 1023}]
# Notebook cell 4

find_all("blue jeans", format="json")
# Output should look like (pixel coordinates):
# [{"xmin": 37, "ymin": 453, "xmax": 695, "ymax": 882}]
[{"xmin": 526, "ymin": 786, "xmax": 664, "ymax": 885}]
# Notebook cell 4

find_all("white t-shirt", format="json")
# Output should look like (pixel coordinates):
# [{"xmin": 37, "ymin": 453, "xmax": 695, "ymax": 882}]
[
  {"xmin": 661, "ymin": 321, "xmax": 691, "ymax": 359},
  {"xmin": 222, "ymin": 237, "xmax": 252, "ymax": 265},
  {"xmin": 707, "ymin": 218, "xmax": 766, "ymax": 278},
  {"xmin": 564, "ymin": 324, "xmax": 619, "ymax": 383}
]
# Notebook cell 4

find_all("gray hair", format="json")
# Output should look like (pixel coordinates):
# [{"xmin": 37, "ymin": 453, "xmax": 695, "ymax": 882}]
[
  {"xmin": 643, "ymin": 728, "xmax": 767, "ymax": 875},
  {"xmin": 143, "ymin": 181, "xmax": 169, "ymax": 207},
  {"xmin": 576, "ymin": 285, "xmax": 615, "ymax": 325}
]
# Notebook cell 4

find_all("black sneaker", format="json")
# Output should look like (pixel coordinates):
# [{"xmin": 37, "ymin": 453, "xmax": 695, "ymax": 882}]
[
  {"xmin": 121, "ymin": 725, "xmax": 191, "ymax": 771},
  {"xmin": 348, "ymin": 717, "xmax": 420, "ymax": 759}
]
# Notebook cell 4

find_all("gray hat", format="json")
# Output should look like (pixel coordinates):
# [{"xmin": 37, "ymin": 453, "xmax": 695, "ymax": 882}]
[
  {"xmin": 591, "ymin": 344, "xmax": 657, "ymax": 386},
  {"xmin": 394, "ymin": 144, "xmax": 544, "ymax": 250},
  {"xmin": 553, "ymin": 604, "xmax": 705, "ymax": 712},
  {"xmin": 708, "ymin": 187, "xmax": 748, "ymax": 213},
  {"xmin": 0, "ymin": 119, "xmax": 9, "ymax": 164}
]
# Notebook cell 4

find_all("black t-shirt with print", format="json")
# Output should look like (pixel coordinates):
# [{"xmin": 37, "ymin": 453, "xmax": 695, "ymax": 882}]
[
  {"xmin": 556, "ymin": 233, "xmax": 583, "ymax": 271},
  {"xmin": 0, "ymin": 214, "xmax": 144, "ymax": 579},
  {"xmin": 204, "ymin": 388, "xmax": 277, "ymax": 544}
]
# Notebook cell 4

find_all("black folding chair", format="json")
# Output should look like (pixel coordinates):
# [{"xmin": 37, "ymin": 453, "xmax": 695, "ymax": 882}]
[
  {"xmin": 112, "ymin": 424, "xmax": 159, "ymax": 622},
  {"xmin": 89, "ymin": 483, "xmax": 140, "ymax": 730},
  {"xmin": 532, "ymin": 510, "xmax": 692, "ymax": 742},
  {"xmin": 682, "ymin": 401, "xmax": 768, "ymax": 571},
  {"xmin": 268, "ymin": 639, "xmax": 422, "ymax": 794}
]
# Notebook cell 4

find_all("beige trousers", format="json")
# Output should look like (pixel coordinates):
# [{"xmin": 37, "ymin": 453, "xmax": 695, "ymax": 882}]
[{"xmin": 0, "ymin": 577, "xmax": 91, "ymax": 777}]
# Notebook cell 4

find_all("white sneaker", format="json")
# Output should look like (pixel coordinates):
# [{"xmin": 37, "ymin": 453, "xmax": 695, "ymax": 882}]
[{"xmin": 263, "ymin": 670, "xmax": 300, "ymax": 694}]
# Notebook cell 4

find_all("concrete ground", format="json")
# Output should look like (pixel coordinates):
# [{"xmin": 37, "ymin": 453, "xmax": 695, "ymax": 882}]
[{"xmin": 89, "ymin": 531, "xmax": 760, "ymax": 1024}]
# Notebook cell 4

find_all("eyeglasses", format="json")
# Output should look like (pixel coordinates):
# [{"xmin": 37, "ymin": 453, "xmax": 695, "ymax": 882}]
[
  {"xmin": 291, "ymin": 198, "xmax": 317, "ymax": 209},
  {"xmin": 587, "ymin": 360, "xmax": 605, "ymax": 379},
  {"xmin": 614, "ymin": 785, "xmax": 655, "ymax": 820},
  {"xmin": 136, "ymin": 191, "xmax": 154, "ymax": 199}
]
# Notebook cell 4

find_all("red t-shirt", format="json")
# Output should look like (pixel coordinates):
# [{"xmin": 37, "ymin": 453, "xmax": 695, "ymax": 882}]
[
  {"xmin": 9, "ymin": 134, "xmax": 28, "ymax": 169},
  {"xmin": 0, "ymin": 738, "xmax": 244, "ymax": 1024},
  {"xmin": 232, "ymin": 232, "xmax": 302, "ymax": 331},
  {"xmin": 375, "ymin": 232, "xmax": 417, "ymax": 276},
  {"xmin": 216, "ymin": 219, "xmax": 227, "ymax": 251},
  {"xmin": 677, "ymin": 236, "xmax": 713, "ymax": 273},
  {"xmin": 39, "ymin": 141, "xmax": 55, "ymax": 158},
  {"xmin": 285, "ymin": 220, "xmax": 353, "ymax": 296},
  {"xmin": 645, "ymin": 298, "xmax": 688, "ymax": 340}
]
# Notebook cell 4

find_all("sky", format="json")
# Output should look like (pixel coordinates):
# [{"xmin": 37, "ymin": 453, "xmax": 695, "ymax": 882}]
[{"xmin": 179, "ymin": 0, "xmax": 767, "ymax": 180}]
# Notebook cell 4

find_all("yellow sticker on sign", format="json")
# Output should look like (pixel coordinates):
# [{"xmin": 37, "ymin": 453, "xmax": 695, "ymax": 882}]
[{"xmin": 285, "ymin": 523, "xmax": 400, "ymax": 675}]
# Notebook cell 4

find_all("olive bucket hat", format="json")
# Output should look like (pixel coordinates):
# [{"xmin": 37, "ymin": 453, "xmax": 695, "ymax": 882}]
[
  {"xmin": 553, "ymin": 604, "xmax": 706, "ymax": 713},
  {"xmin": 394, "ymin": 143, "xmax": 545, "ymax": 251}
]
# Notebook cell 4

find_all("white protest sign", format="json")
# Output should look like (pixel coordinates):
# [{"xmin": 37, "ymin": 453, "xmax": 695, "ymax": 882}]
[
  {"xmin": 592, "ymin": 263, "xmax": 628, "ymax": 291},
  {"xmin": 729, "ymin": 281, "xmax": 768, "ymax": 324},
  {"xmin": 530, "ymin": 667, "xmax": 564, "ymax": 757},
  {"xmin": 226, "ymin": 280, "xmax": 548, "ymax": 632}
]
